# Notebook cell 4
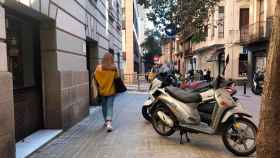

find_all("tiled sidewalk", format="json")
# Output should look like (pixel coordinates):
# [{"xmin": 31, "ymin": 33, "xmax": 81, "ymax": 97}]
[{"xmin": 30, "ymin": 91, "xmax": 257, "ymax": 158}]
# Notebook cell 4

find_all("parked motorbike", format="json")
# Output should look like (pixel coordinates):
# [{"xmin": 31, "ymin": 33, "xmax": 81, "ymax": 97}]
[
  {"xmin": 142, "ymin": 70, "xmax": 213, "ymax": 122},
  {"xmin": 142, "ymin": 72, "xmax": 181, "ymax": 122},
  {"xmin": 142, "ymin": 72, "xmax": 237, "ymax": 123},
  {"xmin": 149, "ymin": 57, "xmax": 257, "ymax": 156},
  {"xmin": 252, "ymin": 70, "xmax": 264, "ymax": 95}
]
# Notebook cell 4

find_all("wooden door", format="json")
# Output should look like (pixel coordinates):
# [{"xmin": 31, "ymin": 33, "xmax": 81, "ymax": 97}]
[{"xmin": 240, "ymin": 8, "xmax": 249, "ymax": 28}]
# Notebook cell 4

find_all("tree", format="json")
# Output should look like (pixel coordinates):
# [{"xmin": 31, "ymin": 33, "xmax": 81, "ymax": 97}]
[
  {"xmin": 257, "ymin": 1, "xmax": 280, "ymax": 157},
  {"xmin": 138, "ymin": 0, "xmax": 219, "ymax": 42},
  {"xmin": 141, "ymin": 30, "xmax": 161, "ymax": 71}
]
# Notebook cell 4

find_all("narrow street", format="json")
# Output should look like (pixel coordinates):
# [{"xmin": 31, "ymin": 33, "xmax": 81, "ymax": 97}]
[{"xmin": 30, "ymin": 90, "xmax": 258, "ymax": 158}]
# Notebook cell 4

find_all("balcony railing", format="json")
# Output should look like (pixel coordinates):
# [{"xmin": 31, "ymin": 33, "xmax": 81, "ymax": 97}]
[{"xmin": 240, "ymin": 19, "xmax": 273, "ymax": 44}]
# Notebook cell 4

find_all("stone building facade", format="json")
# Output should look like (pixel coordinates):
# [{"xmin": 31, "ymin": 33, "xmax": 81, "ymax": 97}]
[
  {"xmin": 192, "ymin": 0, "xmax": 251, "ymax": 81},
  {"xmin": 122, "ymin": 0, "xmax": 142, "ymax": 83},
  {"xmin": 191, "ymin": 1, "xmax": 226, "ymax": 78},
  {"xmin": 240, "ymin": 0, "xmax": 275, "ymax": 82},
  {"xmin": 0, "ymin": 0, "xmax": 122, "ymax": 157},
  {"xmin": 161, "ymin": 38, "xmax": 176, "ymax": 69}
]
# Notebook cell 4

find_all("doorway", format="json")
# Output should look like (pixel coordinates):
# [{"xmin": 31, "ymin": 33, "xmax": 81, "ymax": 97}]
[
  {"xmin": 86, "ymin": 40, "xmax": 99, "ymax": 105},
  {"xmin": 6, "ymin": 12, "xmax": 43, "ymax": 142},
  {"xmin": 218, "ymin": 52, "xmax": 225, "ymax": 75}
]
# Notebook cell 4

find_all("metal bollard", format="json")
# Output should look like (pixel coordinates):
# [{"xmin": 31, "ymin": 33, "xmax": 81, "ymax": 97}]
[{"xmin": 243, "ymin": 82, "xmax": 247, "ymax": 95}]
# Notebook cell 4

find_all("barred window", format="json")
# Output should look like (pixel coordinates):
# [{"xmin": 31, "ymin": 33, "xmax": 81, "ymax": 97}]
[{"xmin": 218, "ymin": 6, "xmax": 224, "ymax": 38}]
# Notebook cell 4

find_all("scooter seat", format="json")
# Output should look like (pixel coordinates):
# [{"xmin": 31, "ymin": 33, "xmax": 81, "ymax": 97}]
[{"xmin": 165, "ymin": 86, "xmax": 202, "ymax": 103}]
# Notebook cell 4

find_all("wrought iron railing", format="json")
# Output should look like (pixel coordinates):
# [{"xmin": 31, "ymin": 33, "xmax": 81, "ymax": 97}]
[
  {"xmin": 240, "ymin": 19, "xmax": 273, "ymax": 44},
  {"xmin": 123, "ymin": 73, "xmax": 149, "ymax": 91}
]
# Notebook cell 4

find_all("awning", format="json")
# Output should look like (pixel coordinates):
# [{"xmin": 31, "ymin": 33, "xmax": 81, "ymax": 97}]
[
  {"xmin": 207, "ymin": 48, "xmax": 225, "ymax": 62},
  {"xmin": 194, "ymin": 44, "xmax": 224, "ymax": 54}
]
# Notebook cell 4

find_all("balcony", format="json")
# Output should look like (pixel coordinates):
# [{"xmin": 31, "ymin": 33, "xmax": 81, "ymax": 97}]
[{"xmin": 240, "ymin": 19, "xmax": 273, "ymax": 44}]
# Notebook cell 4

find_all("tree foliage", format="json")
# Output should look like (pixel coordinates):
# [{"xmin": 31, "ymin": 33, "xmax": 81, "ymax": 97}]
[
  {"xmin": 141, "ymin": 30, "xmax": 161, "ymax": 70},
  {"xmin": 138, "ymin": 0, "xmax": 220, "ymax": 42}
]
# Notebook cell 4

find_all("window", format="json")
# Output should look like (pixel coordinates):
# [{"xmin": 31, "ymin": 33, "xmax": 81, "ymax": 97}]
[
  {"xmin": 259, "ymin": 0, "xmax": 264, "ymax": 22},
  {"xmin": 89, "ymin": 0, "xmax": 98, "ymax": 5},
  {"xmin": 116, "ymin": 2, "xmax": 120, "ymax": 21},
  {"xmin": 240, "ymin": 8, "xmax": 249, "ymax": 40},
  {"xmin": 108, "ymin": 0, "xmax": 113, "ymax": 9},
  {"xmin": 211, "ymin": 15, "xmax": 215, "ymax": 39},
  {"xmin": 259, "ymin": 0, "xmax": 265, "ymax": 36},
  {"xmin": 204, "ymin": 25, "xmax": 208, "ymax": 37},
  {"xmin": 218, "ymin": 6, "xmax": 224, "ymax": 38},
  {"xmin": 108, "ymin": 0, "xmax": 114, "ymax": 22},
  {"xmin": 239, "ymin": 53, "xmax": 248, "ymax": 77},
  {"xmin": 122, "ymin": 8, "xmax": 126, "ymax": 29}
]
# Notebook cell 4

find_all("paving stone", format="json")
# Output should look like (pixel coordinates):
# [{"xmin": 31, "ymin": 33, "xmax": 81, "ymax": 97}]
[{"xmin": 30, "ymin": 91, "xmax": 258, "ymax": 158}]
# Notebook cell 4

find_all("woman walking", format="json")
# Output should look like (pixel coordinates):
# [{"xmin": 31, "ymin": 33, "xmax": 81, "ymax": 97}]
[{"xmin": 94, "ymin": 52, "xmax": 118, "ymax": 132}]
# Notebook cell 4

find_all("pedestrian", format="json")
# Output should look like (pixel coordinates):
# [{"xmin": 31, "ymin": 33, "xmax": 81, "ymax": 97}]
[
  {"xmin": 206, "ymin": 69, "xmax": 211, "ymax": 82},
  {"xmin": 159, "ymin": 62, "xmax": 171, "ymax": 74},
  {"xmin": 94, "ymin": 52, "xmax": 118, "ymax": 132},
  {"xmin": 203, "ymin": 69, "xmax": 207, "ymax": 80},
  {"xmin": 188, "ymin": 69, "xmax": 194, "ymax": 81},
  {"xmin": 199, "ymin": 70, "xmax": 203, "ymax": 80}
]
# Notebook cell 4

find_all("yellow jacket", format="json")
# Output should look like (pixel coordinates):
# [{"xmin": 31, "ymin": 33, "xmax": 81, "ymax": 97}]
[{"xmin": 94, "ymin": 66, "xmax": 117, "ymax": 96}]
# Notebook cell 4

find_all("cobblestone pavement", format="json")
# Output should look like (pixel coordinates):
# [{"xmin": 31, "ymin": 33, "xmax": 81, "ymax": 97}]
[
  {"xmin": 235, "ymin": 87, "xmax": 261, "ymax": 125},
  {"xmin": 30, "ymin": 90, "xmax": 258, "ymax": 158}
]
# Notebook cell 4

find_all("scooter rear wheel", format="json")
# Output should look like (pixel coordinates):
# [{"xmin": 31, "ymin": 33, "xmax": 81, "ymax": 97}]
[
  {"xmin": 222, "ymin": 118, "xmax": 257, "ymax": 156},
  {"xmin": 151, "ymin": 106, "xmax": 176, "ymax": 137},
  {"xmin": 142, "ymin": 106, "xmax": 152, "ymax": 122},
  {"xmin": 251, "ymin": 86, "xmax": 262, "ymax": 95}
]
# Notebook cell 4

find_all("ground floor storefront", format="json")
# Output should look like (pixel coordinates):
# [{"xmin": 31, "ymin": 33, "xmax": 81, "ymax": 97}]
[
  {"xmin": 244, "ymin": 41, "xmax": 268, "ymax": 83},
  {"xmin": 224, "ymin": 44, "xmax": 248, "ymax": 82},
  {"xmin": 0, "ymin": 6, "xmax": 90, "ymax": 157},
  {"xmin": 0, "ymin": 1, "xmax": 122, "ymax": 157},
  {"xmin": 189, "ymin": 45, "xmax": 225, "ymax": 80},
  {"xmin": 190, "ymin": 44, "xmax": 249, "ymax": 83}
]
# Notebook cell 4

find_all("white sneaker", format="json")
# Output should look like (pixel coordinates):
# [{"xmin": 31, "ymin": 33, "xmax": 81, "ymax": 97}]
[{"xmin": 106, "ymin": 122, "xmax": 113, "ymax": 132}]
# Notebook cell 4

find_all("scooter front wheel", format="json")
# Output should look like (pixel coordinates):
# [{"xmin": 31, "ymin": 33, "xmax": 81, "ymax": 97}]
[
  {"xmin": 151, "ymin": 106, "xmax": 176, "ymax": 137},
  {"xmin": 142, "ymin": 106, "xmax": 152, "ymax": 122},
  {"xmin": 222, "ymin": 118, "xmax": 257, "ymax": 156}
]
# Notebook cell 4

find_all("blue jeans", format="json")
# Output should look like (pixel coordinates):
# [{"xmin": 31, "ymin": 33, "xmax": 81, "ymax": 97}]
[{"xmin": 100, "ymin": 96, "xmax": 115, "ymax": 121}]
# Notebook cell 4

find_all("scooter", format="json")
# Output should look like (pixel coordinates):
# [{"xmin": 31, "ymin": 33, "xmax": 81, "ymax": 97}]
[
  {"xmin": 252, "ymin": 70, "xmax": 264, "ymax": 95},
  {"xmin": 142, "ymin": 72, "xmax": 181, "ymax": 122},
  {"xmin": 150, "ymin": 57, "xmax": 257, "ymax": 156},
  {"xmin": 142, "ymin": 72, "xmax": 237, "ymax": 122}
]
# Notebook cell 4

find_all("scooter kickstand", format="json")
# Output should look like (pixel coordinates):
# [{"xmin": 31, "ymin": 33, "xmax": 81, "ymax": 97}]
[
  {"xmin": 185, "ymin": 133, "xmax": 190, "ymax": 143},
  {"xmin": 180, "ymin": 130, "xmax": 184, "ymax": 144}
]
